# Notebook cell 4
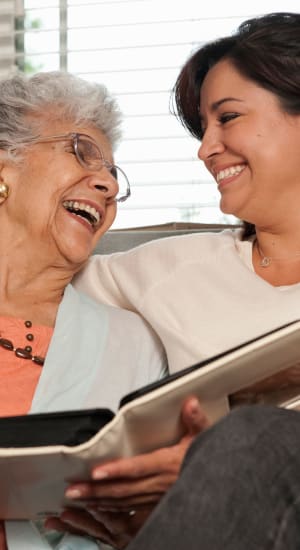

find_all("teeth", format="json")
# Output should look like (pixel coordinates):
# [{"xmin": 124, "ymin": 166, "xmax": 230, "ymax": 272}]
[
  {"xmin": 216, "ymin": 165, "xmax": 245, "ymax": 183},
  {"xmin": 63, "ymin": 200, "xmax": 100, "ymax": 226}
]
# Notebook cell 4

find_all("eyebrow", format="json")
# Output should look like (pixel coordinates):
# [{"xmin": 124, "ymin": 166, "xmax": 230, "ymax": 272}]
[
  {"xmin": 199, "ymin": 97, "xmax": 243, "ymax": 121},
  {"xmin": 211, "ymin": 97, "xmax": 243, "ymax": 110}
]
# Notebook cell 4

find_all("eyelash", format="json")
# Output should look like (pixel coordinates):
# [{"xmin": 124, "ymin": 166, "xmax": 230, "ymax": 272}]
[
  {"xmin": 199, "ymin": 112, "xmax": 240, "ymax": 140},
  {"xmin": 218, "ymin": 112, "xmax": 240, "ymax": 124}
]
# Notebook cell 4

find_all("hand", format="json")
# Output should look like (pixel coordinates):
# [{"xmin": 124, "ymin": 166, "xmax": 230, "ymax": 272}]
[
  {"xmin": 45, "ymin": 506, "xmax": 152, "ymax": 549},
  {"xmin": 54, "ymin": 396, "xmax": 208, "ymax": 549},
  {"xmin": 65, "ymin": 396, "xmax": 209, "ymax": 510}
]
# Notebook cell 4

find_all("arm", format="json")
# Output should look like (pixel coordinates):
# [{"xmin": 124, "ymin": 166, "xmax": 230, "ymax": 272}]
[
  {"xmin": 73, "ymin": 237, "xmax": 173, "ymax": 312},
  {"xmin": 74, "ymin": 252, "xmax": 142, "ymax": 311}
]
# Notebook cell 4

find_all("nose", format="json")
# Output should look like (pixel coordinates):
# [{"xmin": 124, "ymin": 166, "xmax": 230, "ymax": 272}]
[
  {"xmin": 88, "ymin": 164, "xmax": 119, "ymax": 202},
  {"xmin": 197, "ymin": 127, "xmax": 225, "ymax": 162}
]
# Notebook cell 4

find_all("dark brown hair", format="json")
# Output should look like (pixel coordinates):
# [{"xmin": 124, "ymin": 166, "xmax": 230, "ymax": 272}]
[{"xmin": 172, "ymin": 12, "xmax": 300, "ymax": 238}]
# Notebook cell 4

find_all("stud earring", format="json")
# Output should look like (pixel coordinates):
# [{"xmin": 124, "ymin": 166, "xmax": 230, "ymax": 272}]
[{"xmin": 0, "ymin": 183, "xmax": 9, "ymax": 204}]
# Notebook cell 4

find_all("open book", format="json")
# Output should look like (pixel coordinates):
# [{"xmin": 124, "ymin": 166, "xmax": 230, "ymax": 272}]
[{"xmin": 1, "ymin": 319, "xmax": 300, "ymax": 519}]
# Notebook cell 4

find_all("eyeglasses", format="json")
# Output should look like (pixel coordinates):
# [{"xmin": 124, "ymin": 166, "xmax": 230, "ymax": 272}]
[{"xmin": 20, "ymin": 132, "xmax": 131, "ymax": 203}]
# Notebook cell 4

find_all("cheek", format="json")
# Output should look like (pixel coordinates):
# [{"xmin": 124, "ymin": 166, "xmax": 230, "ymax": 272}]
[
  {"xmin": 92, "ymin": 202, "xmax": 117, "ymax": 244},
  {"xmin": 103, "ymin": 202, "xmax": 117, "ymax": 231}
]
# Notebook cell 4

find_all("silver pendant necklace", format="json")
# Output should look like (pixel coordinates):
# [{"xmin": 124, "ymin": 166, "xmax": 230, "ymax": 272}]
[{"xmin": 256, "ymin": 240, "xmax": 300, "ymax": 268}]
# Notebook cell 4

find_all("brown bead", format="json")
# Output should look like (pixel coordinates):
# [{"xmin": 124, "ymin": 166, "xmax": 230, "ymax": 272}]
[
  {"xmin": 0, "ymin": 338, "xmax": 14, "ymax": 351},
  {"xmin": 32, "ymin": 355, "xmax": 45, "ymax": 366},
  {"xmin": 15, "ymin": 347, "xmax": 32, "ymax": 359},
  {"xmin": 0, "ymin": 323, "xmax": 45, "ymax": 367}
]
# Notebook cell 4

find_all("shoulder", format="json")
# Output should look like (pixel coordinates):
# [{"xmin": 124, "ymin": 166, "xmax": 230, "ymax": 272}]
[
  {"xmin": 73, "ymin": 229, "xmax": 244, "ymax": 308},
  {"xmin": 127, "ymin": 229, "xmax": 236, "ymax": 251},
  {"xmin": 90, "ymin": 229, "xmax": 241, "ymax": 266}
]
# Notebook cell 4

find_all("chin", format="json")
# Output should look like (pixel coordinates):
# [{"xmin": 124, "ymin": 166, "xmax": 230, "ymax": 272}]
[
  {"xmin": 219, "ymin": 197, "xmax": 246, "ymax": 218},
  {"xmin": 219, "ymin": 201, "xmax": 236, "ymax": 216},
  {"xmin": 59, "ymin": 244, "xmax": 93, "ymax": 269}
]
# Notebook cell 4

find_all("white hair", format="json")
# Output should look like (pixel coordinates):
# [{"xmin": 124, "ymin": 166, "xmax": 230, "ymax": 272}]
[{"xmin": 0, "ymin": 71, "xmax": 122, "ymax": 153}]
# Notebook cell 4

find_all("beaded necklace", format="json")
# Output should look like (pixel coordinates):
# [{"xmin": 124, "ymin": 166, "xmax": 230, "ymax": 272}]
[{"xmin": 0, "ymin": 320, "xmax": 45, "ymax": 366}]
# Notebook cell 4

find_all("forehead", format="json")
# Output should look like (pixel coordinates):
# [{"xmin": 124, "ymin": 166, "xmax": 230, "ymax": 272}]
[
  {"xmin": 200, "ymin": 59, "xmax": 253, "ymax": 111},
  {"xmin": 34, "ymin": 117, "xmax": 113, "ymax": 160}
]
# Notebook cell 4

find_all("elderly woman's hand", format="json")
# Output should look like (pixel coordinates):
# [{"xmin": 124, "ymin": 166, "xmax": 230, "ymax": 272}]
[
  {"xmin": 45, "ymin": 506, "xmax": 152, "ymax": 549},
  {"xmin": 45, "ymin": 396, "xmax": 209, "ymax": 547}
]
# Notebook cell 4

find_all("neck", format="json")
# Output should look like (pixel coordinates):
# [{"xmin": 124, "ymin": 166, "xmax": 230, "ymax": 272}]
[
  {"xmin": 0, "ymin": 277, "xmax": 67, "ymax": 326},
  {"xmin": 255, "ymin": 226, "xmax": 300, "ymax": 260},
  {"xmin": 252, "ymin": 228, "xmax": 300, "ymax": 286},
  {"xmin": 0, "ymin": 241, "xmax": 76, "ymax": 327},
  {"xmin": 256, "ymin": 239, "xmax": 300, "ymax": 267}
]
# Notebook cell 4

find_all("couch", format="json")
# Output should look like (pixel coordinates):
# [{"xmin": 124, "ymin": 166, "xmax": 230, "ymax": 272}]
[{"xmin": 93, "ymin": 222, "xmax": 238, "ymax": 254}]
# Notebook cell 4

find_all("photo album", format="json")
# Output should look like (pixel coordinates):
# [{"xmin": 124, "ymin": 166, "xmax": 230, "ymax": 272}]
[{"xmin": 0, "ymin": 319, "xmax": 300, "ymax": 519}]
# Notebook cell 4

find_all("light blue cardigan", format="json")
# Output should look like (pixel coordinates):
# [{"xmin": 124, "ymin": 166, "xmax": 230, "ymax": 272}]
[{"xmin": 5, "ymin": 285, "xmax": 166, "ymax": 549}]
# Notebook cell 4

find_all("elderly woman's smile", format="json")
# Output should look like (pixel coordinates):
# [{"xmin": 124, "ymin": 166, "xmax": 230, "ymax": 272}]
[
  {"xmin": 0, "ymin": 120, "xmax": 124, "ymax": 267},
  {"xmin": 62, "ymin": 199, "xmax": 102, "ymax": 230}
]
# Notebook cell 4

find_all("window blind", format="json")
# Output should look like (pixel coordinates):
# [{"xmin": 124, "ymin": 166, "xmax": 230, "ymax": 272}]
[
  {"xmin": 2, "ymin": 0, "xmax": 300, "ymax": 228},
  {"xmin": 0, "ymin": 0, "xmax": 15, "ymax": 76}
]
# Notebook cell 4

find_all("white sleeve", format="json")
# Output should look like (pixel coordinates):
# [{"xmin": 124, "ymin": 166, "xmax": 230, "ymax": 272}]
[{"xmin": 73, "ymin": 239, "xmax": 168, "ymax": 312}]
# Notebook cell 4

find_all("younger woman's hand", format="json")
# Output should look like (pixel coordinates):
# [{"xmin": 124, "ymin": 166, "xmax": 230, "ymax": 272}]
[
  {"xmin": 46, "ymin": 396, "xmax": 209, "ymax": 547},
  {"xmin": 64, "ymin": 396, "xmax": 209, "ymax": 510}
]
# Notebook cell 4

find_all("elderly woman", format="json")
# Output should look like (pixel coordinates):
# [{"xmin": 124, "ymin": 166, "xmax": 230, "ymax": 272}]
[{"xmin": 0, "ymin": 71, "xmax": 168, "ymax": 549}]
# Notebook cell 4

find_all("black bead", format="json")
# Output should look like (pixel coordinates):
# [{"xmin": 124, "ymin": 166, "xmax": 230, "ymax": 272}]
[
  {"xmin": 15, "ymin": 347, "xmax": 32, "ymax": 359},
  {"xmin": 32, "ymin": 355, "xmax": 45, "ymax": 366},
  {"xmin": 0, "ymin": 338, "xmax": 14, "ymax": 351},
  {"xmin": 0, "ymin": 322, "xmax": 45, "ymax": 366}
]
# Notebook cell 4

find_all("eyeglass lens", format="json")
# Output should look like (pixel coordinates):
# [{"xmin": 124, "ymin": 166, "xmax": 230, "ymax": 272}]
[{"xmin": 76, "ymin": 135, "xmax": 130, "ymax": 202}]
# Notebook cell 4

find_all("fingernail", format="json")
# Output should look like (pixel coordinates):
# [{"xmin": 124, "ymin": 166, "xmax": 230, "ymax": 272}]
[
  {"xmin": 189, "ymin": 398, "xmax": 200, "ymax": 413},
  {"xmin": 65, "ymin": 488, "xmax": 82, "ymax": 499},
  {"xmin": 92, "ymin": 469, "xmax": 109, "ymax": 480}
]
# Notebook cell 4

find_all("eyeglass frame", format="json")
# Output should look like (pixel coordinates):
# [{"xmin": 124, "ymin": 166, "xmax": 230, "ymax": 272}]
[{"xmin": 14, "ymin": 132, "xmax": 131, "ymax": 203}]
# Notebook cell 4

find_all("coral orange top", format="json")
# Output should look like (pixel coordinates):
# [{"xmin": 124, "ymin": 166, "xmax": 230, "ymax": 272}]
[{"xmin": 0, "ymin": 317, "xmax": 53, "ymax": 416}]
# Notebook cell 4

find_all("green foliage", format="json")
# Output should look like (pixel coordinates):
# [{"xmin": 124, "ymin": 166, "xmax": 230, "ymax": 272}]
[
  {"xmin": 26, "ymin": 17, "xmax": 43, "ymax": 30},
  {"xmin": 15, "ymin": 13, "xmax": 44, "ymax": 74}
]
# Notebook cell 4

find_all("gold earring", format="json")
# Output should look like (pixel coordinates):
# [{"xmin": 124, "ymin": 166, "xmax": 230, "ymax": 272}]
[{"xmin": 0, "ymin": 183, "xmax": 9, "ymax": 204}]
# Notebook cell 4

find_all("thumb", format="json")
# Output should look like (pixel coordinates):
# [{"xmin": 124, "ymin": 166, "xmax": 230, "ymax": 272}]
[{"xmin": 181, "ymin": 396, "xmax": 210, "ymax": 435}]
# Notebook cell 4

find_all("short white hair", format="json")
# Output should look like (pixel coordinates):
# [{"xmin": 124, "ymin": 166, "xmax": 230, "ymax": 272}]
[{"xmin": 0, "ymin": 71, "xmax": 122, "ymax": 152}]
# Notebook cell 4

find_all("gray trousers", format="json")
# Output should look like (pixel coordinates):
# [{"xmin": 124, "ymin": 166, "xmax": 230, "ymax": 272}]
[{"xmin": 127, "ymin": 405, "xmax": 300, "ymax": 549}]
